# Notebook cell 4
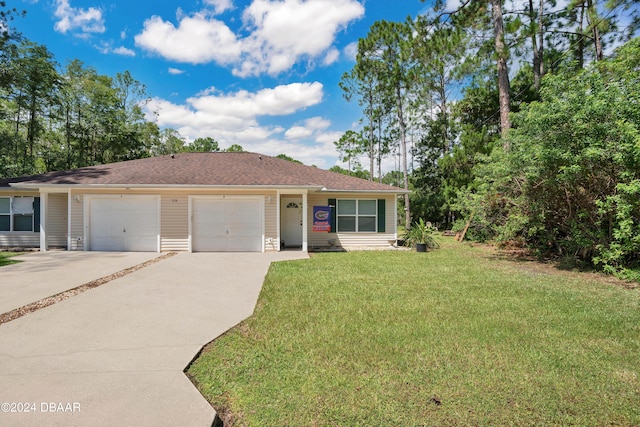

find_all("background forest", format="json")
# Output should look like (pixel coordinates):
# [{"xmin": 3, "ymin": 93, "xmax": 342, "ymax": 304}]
[
  {"xmin": 338, "ymin": 0, "xmax": 640, "ymax": 280},
  {"xmin": 1, "ymin": 0, "xmax": 639, "ymax": 278}
]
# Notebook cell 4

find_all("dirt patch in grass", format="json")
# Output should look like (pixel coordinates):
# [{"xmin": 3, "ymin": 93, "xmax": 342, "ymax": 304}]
[
  {"xmin": 460, "ymin": 240, "xmax": 639, "ymax": 290},
  {"xmin": 0, "ymin": 252, "xmax": 177, "ymax": 326}
]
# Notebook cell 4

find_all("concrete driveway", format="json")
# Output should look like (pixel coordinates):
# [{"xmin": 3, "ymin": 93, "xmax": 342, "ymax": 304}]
[
  {"xmin": 0, "ymin": 251, "xmax": 308, "ymax": 426},
  {"xmin": 0, "ymin": 251, "xmax": 162, "ymax": 314}
]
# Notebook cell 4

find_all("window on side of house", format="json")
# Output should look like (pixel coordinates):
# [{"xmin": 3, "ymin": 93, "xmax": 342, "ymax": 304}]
[
  {"xmin": 0, "ymin": 196, "xmax": 35, "ymax": 232},
  {"xmin": 336, "ymin": 199, "xmax": 377, "ymax": 233},
  {"xmin": 0, "ymin": 197, "xmax": 9, "ymax": 231}
]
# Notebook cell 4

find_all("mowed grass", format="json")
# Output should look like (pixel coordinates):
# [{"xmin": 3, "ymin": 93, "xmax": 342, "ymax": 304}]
[
  {"xmin": 187, "ymin": 239, "xmax": 640, "ymax": 426},
  {"xmin": 0, "ymin": 252, "xmax": 21, "ymax": 267}
]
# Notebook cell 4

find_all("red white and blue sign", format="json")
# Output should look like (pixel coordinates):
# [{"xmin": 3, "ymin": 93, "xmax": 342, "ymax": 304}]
[{"xmin": 313, "ymin": 206, "xmax": 332, "ymax": 232}]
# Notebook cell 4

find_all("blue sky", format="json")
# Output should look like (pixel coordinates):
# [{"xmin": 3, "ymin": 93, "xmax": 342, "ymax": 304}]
[{"xmin": 17, "ymin": 0, "xmax": 432, "ymax": 169}]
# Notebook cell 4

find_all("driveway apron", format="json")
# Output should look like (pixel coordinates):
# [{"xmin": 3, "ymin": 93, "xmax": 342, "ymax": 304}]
[{"xmin": 0, "ymin": 251, "xmax": 308, "ymax": 426}]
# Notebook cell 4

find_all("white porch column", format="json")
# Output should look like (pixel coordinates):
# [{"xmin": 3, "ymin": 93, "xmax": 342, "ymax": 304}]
[
  {"xmin": 302, "ymin": 192, "xmax": 308, "ymax": 252},
  {"xmin": 276, "ymin": 190, "xmax": 281, "ymax": 251},
  {"xmin": 39, "ymin": 192, "xmax": 48, "ymax": 252}
]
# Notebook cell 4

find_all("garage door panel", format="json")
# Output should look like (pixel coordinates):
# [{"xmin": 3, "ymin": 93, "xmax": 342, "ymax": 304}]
[
  {"xmin": 90, "ymin": 197, "xmax": 159, "ymax": 252},
  {"xmin": 192, "ymin": 198, "xmax": 262, "ymax": 252}
]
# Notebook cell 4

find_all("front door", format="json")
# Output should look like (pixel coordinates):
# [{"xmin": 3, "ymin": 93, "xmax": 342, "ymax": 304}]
[{"xmin": 281, "ymin": 197, "xmax": 302, "ymax": 248}]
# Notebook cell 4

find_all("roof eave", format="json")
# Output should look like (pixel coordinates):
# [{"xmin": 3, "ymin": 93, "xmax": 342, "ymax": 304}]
[
  {"xmin": 318, "ymin": 188, "xmax": 409, "ymax": 194},
  {"xmin": 9, "ymin": 183, "xmax": 326, "ymax": 191}
]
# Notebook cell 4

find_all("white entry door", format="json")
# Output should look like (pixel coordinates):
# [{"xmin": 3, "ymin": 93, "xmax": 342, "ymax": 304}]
[
  {"xmin": 192, "ymin": 197, "xmax": 263, "ymax": 252},
  {"xmin": 281, "ymin": 197, "xmax": 302, "ymax": 247},
  {"xmin": 89, "ymin": 196, "xmax": 159, "ymax": 251}
]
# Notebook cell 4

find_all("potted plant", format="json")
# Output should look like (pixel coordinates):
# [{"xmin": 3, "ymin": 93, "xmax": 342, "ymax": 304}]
[{"xmin": 405, "ymin": 218, "xmax": 439, "ymax": 252}]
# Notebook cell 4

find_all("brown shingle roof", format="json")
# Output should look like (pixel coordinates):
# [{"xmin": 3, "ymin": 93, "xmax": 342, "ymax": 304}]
[{"xmin": 6, "ymin": 152, "xmax": 406, "ymax": 193}]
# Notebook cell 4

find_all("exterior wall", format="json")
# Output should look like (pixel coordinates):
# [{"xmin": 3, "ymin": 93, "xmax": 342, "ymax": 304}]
[
  {"xmin": 48, "ymin": 193, "xmax": 68, "ymax": 247},
  {"xmin": 69, "ymin": 193, "xmax": 84, "ymax": 250},
  {"xmin": 263, "ymin": 191, "xmax": 278, "ymax": 251},
  {"xmin": 160, "ymin": 193, "xmax": 189, "ymax": 252},
  {"xmin": 307, "ymin": 193, "xmax": 398, "ymax": 249},
  {"xmin": 0, "ymin": 232, "xmax": 40, "ymax": 248},
  {"xmin": 69, "ymin": 188, "xmax": 279, "ymax": 252},
  {"xmin": 3, "ymin": 188, "xmax": 398, "ymax": 252}
]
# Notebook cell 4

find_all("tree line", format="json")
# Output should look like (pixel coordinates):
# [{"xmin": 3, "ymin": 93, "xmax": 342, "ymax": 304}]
[{"xmin": 337, "ymin": 0, "xmax": 640, "ymax": 278}]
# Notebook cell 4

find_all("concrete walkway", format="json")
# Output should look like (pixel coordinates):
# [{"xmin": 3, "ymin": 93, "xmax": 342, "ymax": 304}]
[{"xmin": 0, "ymin": 251, "xmax": 308, "ymax": 426}]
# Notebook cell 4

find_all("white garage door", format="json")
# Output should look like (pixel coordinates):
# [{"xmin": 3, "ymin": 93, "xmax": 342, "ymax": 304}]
[
  {"xmin": 192, "ymin": 197, "xmax": 262, "ymax": 252},
  {"xmin": 89, "ymin": 196, "xmax": 159, "ymax": 252}
]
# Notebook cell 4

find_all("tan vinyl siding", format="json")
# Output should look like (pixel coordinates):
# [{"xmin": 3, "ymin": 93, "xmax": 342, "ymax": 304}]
[
  {"xmin": 70, "ymin": 193, "xmax": 84, "ymax": 250},
  {"xmin": 61, "ymin": 188, "xmax": 398, "ymax": 252},
  {"xmin": 264, "ymin": 191, "xmax": 278, "ymax": 251},
  {"xmin": 307, "ymin": 193, "xmax": 398, "ymax": 249},
  {"xmin": 0, "ymin": 233, "xmax": 39, "ymax": 247},
  {"xmin": 47, "ymin": 193, "xmax": 68, "ymax": 247},
  {"xmin": 160, "ymin": 194, "xmax": 188, "ymax": 252}
]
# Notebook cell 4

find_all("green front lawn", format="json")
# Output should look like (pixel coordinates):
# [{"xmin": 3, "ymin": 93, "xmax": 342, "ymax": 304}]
[
  {"xmin": 188, "ymin": 239, "xmax": 640, "ymax": 426},
  {"xmin": 0, "ymin": 252, "xmax": 21, "ymax": 267}
]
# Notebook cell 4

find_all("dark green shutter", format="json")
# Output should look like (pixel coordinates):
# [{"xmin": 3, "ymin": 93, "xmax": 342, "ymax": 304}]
[
  {"xmin": 34, "ymin": 197, "xmax": 40, "ymax": 233},
  {"xmin": 328, "ymin": 198, "xmax": 336, "ymax": 233},
  {"xmin": 377, "ymin": 199, "xmax": 385, "ymax": 233}
]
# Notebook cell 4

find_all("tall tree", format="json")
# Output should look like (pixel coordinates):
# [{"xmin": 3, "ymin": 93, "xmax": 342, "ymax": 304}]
[
  {"xmin": 334, "ymin": 130, "xmax": 365, "ymax": 175},
  {"xmin": 340, "ymin": 39, "xmax": 391, "ymax": 181},
  {"xmin": 360, "ymin": 20, "xmax": 415, "ymax": 229},
  {"xmin": 0, "ymin": 1, "xmax": 26, "ymax": 89},
  {"xmin": 190, "ymin": 136, "xmax": 220, "ymax": 152},
  {"xmin": 225, "ymin": 144, "xmax": 244, "ymax": 152},
  {"xmin": 491, "ymin": 0, "xmax": 511, "ymax": 139}
]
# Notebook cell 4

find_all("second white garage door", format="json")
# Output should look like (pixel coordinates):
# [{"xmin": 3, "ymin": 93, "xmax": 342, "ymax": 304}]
[
  {"xmin": 89, "ymin": 196, "xmax": 159, "ymax": 252},
  {"xmin": 191, "ymin": 197, "xmax": 263, "ymax": 252}
]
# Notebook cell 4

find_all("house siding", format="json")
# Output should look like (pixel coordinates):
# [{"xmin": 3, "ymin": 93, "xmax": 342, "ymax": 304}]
[
  {"xmin": 264, "ymin": 191, "xmax": 278, "ymax": 252},
  {"xmin": 160, "ymin": 193, "xmax": 189, "ymax": 252},
  {"xmin": 48, "ymin": 193, "xmax": 68, "ymax": 247},
  {"xmin": 2, "ymin": 188, "xmax": 399, "ymax": 252},
  {"xmin": 307, "ymin": 193, "xmax": 397, "ymax": 249},
  {"xmin": 70, "ymin": 192, "xmax": 84, "ymax": 250}
]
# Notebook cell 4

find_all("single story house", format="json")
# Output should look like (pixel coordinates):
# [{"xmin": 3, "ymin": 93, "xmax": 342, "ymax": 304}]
[{"xmin": 0, "ymin": 152, "xmax": 407, "ymax": 253}]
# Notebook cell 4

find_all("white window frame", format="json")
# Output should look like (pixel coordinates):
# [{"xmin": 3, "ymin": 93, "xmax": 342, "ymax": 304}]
[
  {"xmin": 336, "ymin": 199, "xmax": 378, "ymax": 233},
  {"xmin": 0, "ymin": 196, "xmax": 35, "ymax": 232}
]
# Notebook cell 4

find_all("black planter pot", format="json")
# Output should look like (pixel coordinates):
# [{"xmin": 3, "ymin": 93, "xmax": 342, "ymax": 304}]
[{"xmin": 416, "ymin": 243, "xmax": 427, "ymax": 252}]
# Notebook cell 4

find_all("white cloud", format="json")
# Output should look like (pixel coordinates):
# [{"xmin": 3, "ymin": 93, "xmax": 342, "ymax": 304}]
[
  {"xmin": 204, "ymin": 0, "xmax": 234, "ymax": 14},
  {"xmin": 285, "ymin": 116, "xmax": 332, "ymax": 140},
  {"xmin": 134, "ymin": 13, "xmax": 242, "ymax": 64},
  {"xmin": 343, "ymin": 41, "xmax": 358, "ymax": 61},
  {"xmin": 323, "ymin": 47, "xmax": 340, "ymax": 66},
  {"xmin": 315, "ymin": 130, "xmax": 343, "ymax": 146},
  {"xmin": 134, "ymin": 0, "xmax": 364, "ymax": 77},
  {"xmin": 285, "ymin": 126, "xmax": 314, "ymax": 139},
  {"xmin": 145, "ymin": 82, "xmax": 323, "ymax": 133},
  {"xmin": 112, "ymin": 46, "xmax": 135, "ymax": 56},
  {"xmin": 144, "ymin": 82, "xmax": 336, "ymax": 166},
  {"xmin": 168, "ymin": 67, "xmax": 185, "ymax": 75},
  {"xmin": 444, "ymin": 0, "xmax": 462, "ymax": 12},
  {"xmin": 237, "ymin": 0, "xmax": 364, "ymax": 76},
  {"xmin": 54, "ymin": 0, "xmax": 105, "ymax": 35},
  {"xmin": 305, "ymin": 116, "xmax": 331, "ymax": 130},
  {"xmin": 186, "ymin": 82, "xmax": 324, "ymax": 119}
]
